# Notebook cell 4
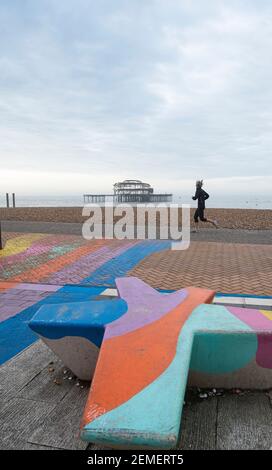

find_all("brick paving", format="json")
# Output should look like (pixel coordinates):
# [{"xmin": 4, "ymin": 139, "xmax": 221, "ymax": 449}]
[
  {"xmin": 130, "ymin": 241, "xmax": 272, "ymax": 296},
  {"xmin": 1, "ymin": 230, "xmax": 272, "ymax": 449},
  {"xmin": 1, "ymin": 231, "xmax": 271, "ymax": 295}
]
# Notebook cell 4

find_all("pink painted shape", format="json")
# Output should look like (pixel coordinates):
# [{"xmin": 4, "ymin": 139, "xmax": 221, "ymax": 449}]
[
  {"xmin": 0, "ymin": 289, "xmax": 53, "ymax": 322},
  {"xmin": 228, "ymin": 307, "xmax": 272, "ymax": 369},
  {"xmin": 0, "ymin": 236, "xmax": 59, "ymax": 267},
  {"xmin": 256, "ymin": 335, "xmax": 272, "ymax": 368},
  {"xmin": 45, "ymin": 240, "xmax": 137, "ymax": 284},
  {"xmin": 227, "ymin": 307, "xmax": 272, "ymax": 331},
  {"xmin": 105, "ymin": 277, "xmax": 188, "ymax": 339},
  {"xmin": 18, "ymin": 283, "xmax": 61, "ymax": 292}
]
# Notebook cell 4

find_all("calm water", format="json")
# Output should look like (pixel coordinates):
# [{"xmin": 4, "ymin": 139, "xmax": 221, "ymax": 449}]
[{"xmin": 0, "ymin": 194, "xmax": 271, "ymax": 210}]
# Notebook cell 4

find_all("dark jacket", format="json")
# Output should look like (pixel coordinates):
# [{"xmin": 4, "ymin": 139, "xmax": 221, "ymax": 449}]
[{"xmin": 192, "ymin": 188, "xmax": 209, "ymax": 209}]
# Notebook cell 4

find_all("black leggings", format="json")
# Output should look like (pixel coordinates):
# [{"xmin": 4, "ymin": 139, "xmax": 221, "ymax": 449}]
[{"xmin": 194, "ymin": 208, "xmax": 207, "ymax": 223}]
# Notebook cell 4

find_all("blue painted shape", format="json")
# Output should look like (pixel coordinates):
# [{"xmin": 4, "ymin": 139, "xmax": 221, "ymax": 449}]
[
  {"xmin": 0, "ymin": 285, "xmax": 105, "ymax": 365},
  {"xmin": 216, "ymin": 292, "xmax": 272, "ymax": 299},
  {"xmin": 82, "ymin": 304, "xmax": 259, "ymax": 448},
  {"xmin": 81, "ymin": 240, "xmax": 171, "ymax": 287},
  {"xmin": 29, "ymin": 298, "xmax": 128, "ymax": 347}
]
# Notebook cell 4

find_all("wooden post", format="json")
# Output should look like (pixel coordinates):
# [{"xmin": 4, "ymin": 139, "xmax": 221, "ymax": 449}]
[
  {"xmin": 0, "ymin": 221, "xmax": 3, "ymax": 250},
  {"xmin": 12, "ymin": 193, "xmax": 16, "ymax": 208},
  {"xmin": 6, "ymin": 193, "xmax": 9, "ymax": 208}
]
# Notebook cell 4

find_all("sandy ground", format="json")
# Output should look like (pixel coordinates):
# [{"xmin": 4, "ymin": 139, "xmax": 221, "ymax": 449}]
[{"xmin": 0, "ymin": 206, "xmax": 271, "ymax": 230}]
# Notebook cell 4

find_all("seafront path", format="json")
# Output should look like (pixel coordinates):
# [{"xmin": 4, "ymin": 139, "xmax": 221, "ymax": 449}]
[{"xmin": 0, "ymin": 220, "xmax": 271, "ymax": 450}]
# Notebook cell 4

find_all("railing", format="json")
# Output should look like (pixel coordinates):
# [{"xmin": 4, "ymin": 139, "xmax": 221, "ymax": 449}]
[{"xmin": 83, "ymin": 193, "xmax": 173, "ymax": 204}]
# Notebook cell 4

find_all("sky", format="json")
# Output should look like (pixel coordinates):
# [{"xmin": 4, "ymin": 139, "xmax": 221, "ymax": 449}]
[{"xmin": 0, "ymin": 0, "xmax": 272, "ymax": 200}]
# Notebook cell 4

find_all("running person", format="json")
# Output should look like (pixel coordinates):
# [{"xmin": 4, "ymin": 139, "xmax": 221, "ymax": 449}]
[{"xmin": 192, "ymin": 180, "xmax": 218, "ymax": 232}]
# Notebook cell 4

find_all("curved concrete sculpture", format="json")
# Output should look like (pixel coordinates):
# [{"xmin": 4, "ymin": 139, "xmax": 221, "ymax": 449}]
[
  {"xmin": 29, "ymin": 277, "xmax": 193, "ymax": 380},
  {"xmin": 81, "ymin": 282, "xmax": 272, "ymax": 449},
  {"xmin": 29, "ymin": 277, "xmax": 272, "ymax": 449}
]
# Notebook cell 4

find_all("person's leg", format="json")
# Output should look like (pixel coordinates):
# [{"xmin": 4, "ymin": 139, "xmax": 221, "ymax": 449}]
[
  {"xmin": 192, "ymin": 209, "xmax": 199, "ymax": 232},
  {"xmin": 206, "ymin": 218, "xmax": 219, "ymax": 228},
  {"xmin": 199, "ymin": 209, "xmax": 219, "ymax": 228}
]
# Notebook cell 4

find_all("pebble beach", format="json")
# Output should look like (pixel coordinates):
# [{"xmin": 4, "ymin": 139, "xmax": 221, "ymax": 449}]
[{"xmin": 0, "ymin": 207, "xmax": 271, "ymax": 230}]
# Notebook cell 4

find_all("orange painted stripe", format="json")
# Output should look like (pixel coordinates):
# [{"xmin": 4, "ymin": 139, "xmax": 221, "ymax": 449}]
[
  {"xmin": 0, "ymin": 281, "xmax": 19, "ymax": 292},
  {"xmin": 9, "ymin": 240, "xmax": 108, "ymax": 283},
  {"xmin": 82, "ymin": 287, "xmax": 215, "ymax": 427}
]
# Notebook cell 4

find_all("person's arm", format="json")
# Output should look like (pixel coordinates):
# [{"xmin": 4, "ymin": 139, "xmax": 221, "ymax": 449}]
[
  {"xmin": 203, "ymin": 190, "xmax": 209, "ymax": 200},
  {"xmin": 192, "ymin": 188, "xmax": 200, "ymax": 200}
]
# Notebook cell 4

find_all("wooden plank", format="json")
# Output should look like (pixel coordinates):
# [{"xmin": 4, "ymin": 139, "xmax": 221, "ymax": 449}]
[
  {"xmin": 28, "ymin": 384, "xmax": 90, "ymax": 450},
  {"xmin": 0, "ymin": 397, "xmax": 56, "ymax": 439},
  {"xmin": 17, "ymin": 361, "xmax": 74, "ymax": 404},
  {"xmin": 0, "ymin": 423, "xmax": 63, "ymax": 450},
  {"xmin": 0, "ymin": 423, "xmax": 27, "ymax": 450},
  {"xmin": 178, "ymin": 392, "xmax": 217, "ymax": 450},
  {"xmin": 217, "ymin": 392, "xmax": 272, "ymax": 450},
  {"xmin": 23, "ymin": 442, "xmax": 63, "ymax": 450},
  {"xmin": 0, "ymin": 342, "xmax": 56, "ymax": 399},
  {"xmin": 1, "ymin": 341, "xmax": 54, "ymax": 372}
]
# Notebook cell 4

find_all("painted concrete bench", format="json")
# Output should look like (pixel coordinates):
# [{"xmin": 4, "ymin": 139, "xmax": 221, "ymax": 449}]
[
  {"xmin": 29, "ymin": 277, "xmax": 272, "ymax": 448},
  {"xmin": 81, "ymin": 298, "xmax": 272, "ymax": 449},
  {"xmin": 29, "ymin": 297, "xmax": 128, "ymax": 380},
  {"xmin": 80, "ymin": 281, "xmax": 215, "ymax": 449},
  {"xmin": 29, "ymin": 277, "xmax": 211, "ymax": 380}
]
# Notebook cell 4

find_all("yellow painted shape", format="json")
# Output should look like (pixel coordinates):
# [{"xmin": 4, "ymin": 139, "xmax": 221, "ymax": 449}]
[
  {"xmin": 260, "ymin": 310, "xmax": 272, "ymax": 321},
  {"xmin": 0, "ymin": 234, "xmax": 47, "ymax": 258}
]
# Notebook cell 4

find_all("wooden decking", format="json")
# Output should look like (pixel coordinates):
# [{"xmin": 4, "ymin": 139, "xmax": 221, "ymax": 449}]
[{"xmin": 0, "ymin": 341, "xmax": 272, "ymax": 450}]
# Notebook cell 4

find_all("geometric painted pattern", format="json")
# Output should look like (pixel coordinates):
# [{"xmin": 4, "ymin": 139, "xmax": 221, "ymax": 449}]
[
  {"xmin": 0, "ymin": 233, "xmax": 170, "ymax": 286},
  {"xmin": 0, "ymin": 233, "xmax": 170, "ymax": 365}
]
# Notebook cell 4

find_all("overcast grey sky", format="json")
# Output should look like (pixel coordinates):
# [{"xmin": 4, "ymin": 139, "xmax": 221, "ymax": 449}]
[{"xmin": 0, "ymin": 0, "xmax": 272, "ymax": 197}]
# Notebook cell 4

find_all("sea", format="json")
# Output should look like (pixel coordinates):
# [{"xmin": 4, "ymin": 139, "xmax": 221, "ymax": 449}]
[{"xmin": 0, "ymin": 194, "xmax": 271, "ymax": 210}]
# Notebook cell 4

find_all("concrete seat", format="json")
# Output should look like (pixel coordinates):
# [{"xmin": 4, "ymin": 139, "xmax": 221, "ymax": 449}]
[
  {"xmin": 29, "ymin": 297, "xmax": 127, "ymax": 380},
  {"xmin": 28, "ymin": 277, "xmax": 199, "ymax": 380},
  {"xmin": 81, "ymin": 296, "xmax": 272, "ymax": 449},
  {"xmin": 80, "ymin": 280, "xmax": 215, "ymax": 449}
]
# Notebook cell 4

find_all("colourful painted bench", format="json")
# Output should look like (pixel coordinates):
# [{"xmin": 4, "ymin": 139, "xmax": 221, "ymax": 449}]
[
  {"xmin": 29, "ymin": 277, "xmax": 210, "ymax": 380},
  {"xmin": 29, "ymin": 298, "xmax": 128, "ymax": 380},
  {"xmin": 80, "ymin": 282, "xmax": 272, "ymax": 449},
  {"xmin": 29, "ymin": 277, "xmax": 272, "ymax": 449},
  {"xmin": 80, "ymin": 279, "xmax": 215, "ymax": 448}
]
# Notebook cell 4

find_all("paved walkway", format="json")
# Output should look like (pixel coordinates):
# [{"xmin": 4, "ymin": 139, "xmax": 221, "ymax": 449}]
[
  {"xmin": 1, "ymin": 231, "xmax": 271, "ymax": 294},
  {"xmin": 131, "ymin": 241, "xmax": 272, "ymax": 295},
  {"xmin": 1, "ymin": 229, "xmax": 272, "ymax": 450},
  {"xmin": 0, "ymin": 232, "xmax": 169, "ymax": 286},
  {"xmin": 0, "ymin": 230, "xmax": 271, "ymax": 365},
  {"xmin": 2, "ymin": 220, "xmax": 272, "ymax": 244}
]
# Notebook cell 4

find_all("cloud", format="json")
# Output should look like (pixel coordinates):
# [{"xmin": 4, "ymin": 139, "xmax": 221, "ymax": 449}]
[{"xmin": 0, "ymin": 0, "xmax": 271, "ymax": 197}]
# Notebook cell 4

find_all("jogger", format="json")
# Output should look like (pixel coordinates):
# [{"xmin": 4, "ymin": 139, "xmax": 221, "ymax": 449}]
[{"xmin": 192, "ymin": 180, "xmax": 218, "ymax": 231}]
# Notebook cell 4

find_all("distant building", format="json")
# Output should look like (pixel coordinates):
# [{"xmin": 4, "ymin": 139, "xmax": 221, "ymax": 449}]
[{"xmin": 83, "ymin": 179, "xmax": 172, "ymax": 204}]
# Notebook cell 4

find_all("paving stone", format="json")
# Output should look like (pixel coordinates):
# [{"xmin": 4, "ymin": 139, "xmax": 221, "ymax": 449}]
[{"xmin": 130, "ymin": 241, "xmax": 272, "ymax": 295}]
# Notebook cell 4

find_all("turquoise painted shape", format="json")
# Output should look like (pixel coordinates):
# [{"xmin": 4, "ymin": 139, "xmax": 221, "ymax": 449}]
[
  {"xmin": 82, "ymin": 322, "xmax": 193, "ymax": 449},
  {"xmin": 190, "ymin": 332, "xmax": 257, "ymax": 374},
  {"xmin": 82, "ymin": 304, "xmax": 260, "ymax": 449},
  {"xmin": 187, "ymin": 305, "xmax": 257, "ymax": 374},
  {"xmin": 29, "ymin": 298, "xmax": 128, "ymax": 347}
]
